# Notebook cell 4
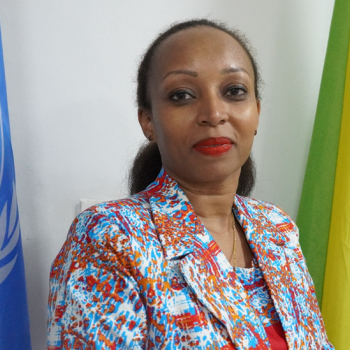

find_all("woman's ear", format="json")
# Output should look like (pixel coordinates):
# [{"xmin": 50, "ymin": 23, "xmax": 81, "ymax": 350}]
[
  {"xmin": 138, "ymin": 108, "xmax": 154, "ymax": 141},
  {"xmin": 256, "ymin": 99, "xmax": 261, "ymax": 129}
]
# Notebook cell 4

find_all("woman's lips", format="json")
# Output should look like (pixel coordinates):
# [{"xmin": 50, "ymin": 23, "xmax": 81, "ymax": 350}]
[{"xmin": 193, "ymin": 137, "xmax": 233, "ymax": 156}]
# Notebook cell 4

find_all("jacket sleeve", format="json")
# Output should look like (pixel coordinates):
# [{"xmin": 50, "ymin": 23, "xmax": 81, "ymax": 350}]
[{"xmin": 47, "ymin": 208, "xmax": 147, "ymax": 350}]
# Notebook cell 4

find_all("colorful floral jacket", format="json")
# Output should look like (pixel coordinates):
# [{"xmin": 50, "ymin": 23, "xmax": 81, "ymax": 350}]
[{"xmin": 48, "ymin": 169, "xmax": 333, "ymax": 349}]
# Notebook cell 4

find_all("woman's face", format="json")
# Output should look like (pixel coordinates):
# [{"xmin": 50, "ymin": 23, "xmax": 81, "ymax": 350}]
[{"xmin": 139, "ymin": 26, "xmax": 260, "ymax": 189}]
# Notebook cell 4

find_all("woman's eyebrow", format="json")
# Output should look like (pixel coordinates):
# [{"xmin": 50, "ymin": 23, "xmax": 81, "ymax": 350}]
[
  {"xmin": 221, "ymin": 67, "xmax": 250, "ymax": 76},
  {"xmin": 162, "ymin": 70, "xmax": 198, "ymax": 81},
  {"xmin": 162, "ymin": 67, "xmax": 250, "ymax": 81}
]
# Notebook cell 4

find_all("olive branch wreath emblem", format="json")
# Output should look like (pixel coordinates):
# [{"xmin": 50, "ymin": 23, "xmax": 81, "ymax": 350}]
[{"xmin": 0, "ymin": 104, "xmax": 20, "ymax": 285}]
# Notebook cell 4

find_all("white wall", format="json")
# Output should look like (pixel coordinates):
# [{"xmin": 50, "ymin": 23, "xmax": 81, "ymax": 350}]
[{"xmin": 0, "ymin": 1, "xmax": 334, "ymax": 349}]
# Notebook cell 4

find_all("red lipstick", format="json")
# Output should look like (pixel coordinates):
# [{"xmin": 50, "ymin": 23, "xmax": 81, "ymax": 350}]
[{"xmin": 193, "ymin": 137, "xmax": 233, "ymax": 156}]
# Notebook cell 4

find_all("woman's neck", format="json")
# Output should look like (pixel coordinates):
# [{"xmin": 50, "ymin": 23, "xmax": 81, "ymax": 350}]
[
  {"xmin": 181, "ymin": 186, "xmax": 236, "ymax": 220},
  {"xmin": 169, "ymin": 170, "xmax": 238, "ymax": 221},
  {"xmin": 166, "ymin": 168, "xmax": 253, "ymax": 267}
]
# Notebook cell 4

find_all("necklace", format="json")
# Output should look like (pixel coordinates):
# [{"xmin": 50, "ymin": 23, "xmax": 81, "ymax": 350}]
[{"xmin": 228, "ymin": 212, "xmax": 237, "ymax": 268}]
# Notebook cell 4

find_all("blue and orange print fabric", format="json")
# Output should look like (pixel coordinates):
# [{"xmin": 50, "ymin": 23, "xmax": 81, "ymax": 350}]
[{"xmin": 47, "ymin": 169, "xmax": 333, "ymax": 349}]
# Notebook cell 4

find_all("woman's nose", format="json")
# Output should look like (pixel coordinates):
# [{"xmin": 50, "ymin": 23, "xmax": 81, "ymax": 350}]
[{"xmin": 196, "ymin": 93, "xmax": 228, "ymax": 126}]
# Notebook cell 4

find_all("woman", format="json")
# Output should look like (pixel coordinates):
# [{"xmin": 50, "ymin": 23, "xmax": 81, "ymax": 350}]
[{"xmin": 48, "ymin": 19, "xmax": 333, "ymax": 349}]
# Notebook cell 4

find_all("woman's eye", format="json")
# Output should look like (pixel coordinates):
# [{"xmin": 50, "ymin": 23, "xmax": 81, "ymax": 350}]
[
  {"xmin": 225, "ymin": 86, "xmax": 247, "ymax": 97},
  {"xmin": 169, "ymin": 90, "xmax": 194, "ymax": 101}
]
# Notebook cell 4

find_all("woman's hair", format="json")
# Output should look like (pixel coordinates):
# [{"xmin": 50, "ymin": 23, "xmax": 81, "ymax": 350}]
[{"xmin": 129, "ymin": 19, "xmax": 260, "ymax": 196}]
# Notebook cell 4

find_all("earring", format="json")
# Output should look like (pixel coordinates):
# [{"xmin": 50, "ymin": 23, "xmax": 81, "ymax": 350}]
[
  {"xmin": 254, "ymin": 130, "xmax": 257, "ymax": 136},
  {"xmin": 148, "ymin": 135, "xmax": 154, "ymax": 141}
]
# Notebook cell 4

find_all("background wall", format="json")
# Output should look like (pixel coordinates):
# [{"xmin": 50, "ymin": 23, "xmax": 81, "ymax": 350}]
[{"xmin": 0, "ymin": 0, "xmax": 335, "ymax": 348}]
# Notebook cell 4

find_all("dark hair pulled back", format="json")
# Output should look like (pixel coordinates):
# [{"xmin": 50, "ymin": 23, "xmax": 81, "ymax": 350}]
[{"xmin": 129, "ymin": 19, "xmax": 260, "ymax": 196}]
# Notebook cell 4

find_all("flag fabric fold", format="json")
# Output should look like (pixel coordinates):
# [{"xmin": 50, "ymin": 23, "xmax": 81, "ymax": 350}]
[
  {"xmin": 297, "ymin": 0, "xmax": 350, "ymax": 349},
  {"xmin": 0, "ymin": 25, "xmax": 32, "ymax": 350}
]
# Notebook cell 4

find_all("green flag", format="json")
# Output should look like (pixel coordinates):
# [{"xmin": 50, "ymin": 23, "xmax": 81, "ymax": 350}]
[{"xmin": 297, "ymin": 0, "xmax": 350, "ymax": 348}]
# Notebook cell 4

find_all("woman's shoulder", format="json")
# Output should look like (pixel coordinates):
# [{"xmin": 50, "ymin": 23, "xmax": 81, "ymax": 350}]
[
  {"xmin": 75, "ymin": 191, "xmax": 152, "ymax": 234},
  {"xmin": 237, "ymin": 195, "xmax": 293, "ymax": 220},
  {"xmin": 50, "ymin": 191, "xmax": 159, "ymax": 284},
  {"xmin": 58, "ymin": 191, "xmax": 158, "ymax": 262},
  {"xmin": 236, "ymin": 195, "xmax": 299, "ymax": 241},
  {"xmin": 83, "ymin": 190, "xmax": 151, "ymax": 217}
]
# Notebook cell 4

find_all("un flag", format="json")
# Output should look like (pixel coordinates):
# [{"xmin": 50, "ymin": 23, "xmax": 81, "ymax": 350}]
[{"xmin": 0, "ymin": 25, "xmax": 32, "ymax": 350}]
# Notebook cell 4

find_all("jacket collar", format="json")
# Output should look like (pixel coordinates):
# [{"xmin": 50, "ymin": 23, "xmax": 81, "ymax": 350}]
[{"xmin": 146, "ymin": 169, "xmax": 207, "ymax": 260}]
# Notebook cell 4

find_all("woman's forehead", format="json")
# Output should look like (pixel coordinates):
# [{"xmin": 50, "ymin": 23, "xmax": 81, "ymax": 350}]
[{"xmin": 150, "ymin": 26, "xmax": 253, "ymax": 79}]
